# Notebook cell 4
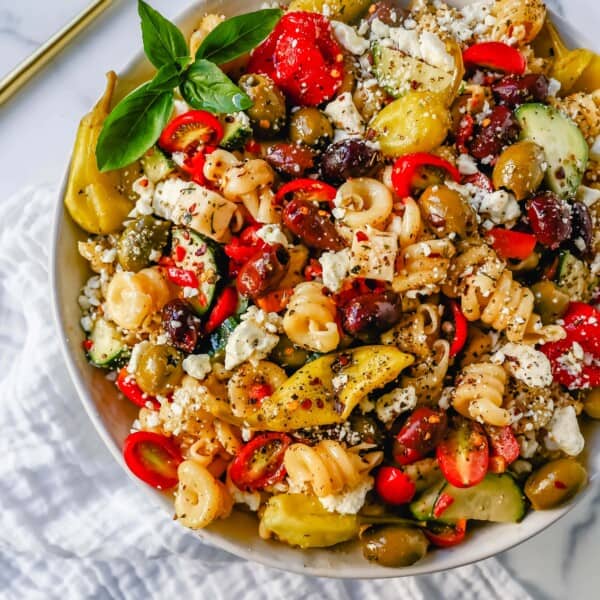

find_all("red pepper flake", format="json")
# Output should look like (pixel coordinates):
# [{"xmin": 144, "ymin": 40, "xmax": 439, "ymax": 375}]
[
  {"xmin": 356, "ymin": 231, "xmax": 369, "ymax": 242},
  {"xmin": 433, "ymin": 492, "xmax": 455, "ymax": 518},
  {"xmin": 140, "ymin": 178, "xmax": 149, "ymax": 188},
  {"xmin": 245, "ymin": 139, "xmax": 261, "ymax": 154},
  {"xmin": 82, "ymin": 339, "xmax": 94, "ymax": 351},
  {"xmin": 249, "ymin": 383, "xmax": 272, "ymax": 404},
  {"xmin": 554, "ymin": 480, "xmax": 567, "ymax": 489},
  {"xmin": 316, "ymin": 399, "xmax": 324, "ymax": 408},
  {"xmin": 301, "ymin": 399, "xmax": 313, "ymax": 410},
  {"xmin": 310, "ymin": 377, "xmax": 322, "ymax": 386},
  {"xmin": 175, "ymin": 245, "xmax": 187, "ymax": 262}
]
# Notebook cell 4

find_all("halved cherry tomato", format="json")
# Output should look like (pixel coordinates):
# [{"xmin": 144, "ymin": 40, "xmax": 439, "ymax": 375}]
[
  {"xmin": 448, "ymin": 300, "xmax": 468, "ymax": 358},
  {"xmin": 487, "ymin": 425, "xmax": 520, "ymax": 466},
  {"xmin": 436, "ymin": 418, "xmax": 489, "ymax": 488},
  {"xmin": 204, "ymin": 287, "xmax": 239, "ymax": 334},
  {"xmin": 391, "ymin": 153, "xmax": 461, "ymax": 199},
  {"xmin": 275, "ymin": 178, "xmax": 337, "ymax": 206},
  {"xmin": 123, "ymin": 431, "xmax": 182, "ymax": 490},
  {"xmin": 159, "ymin": 110, "xmax": 223, "ymax": 154},
  {"xmin": 116, "ymin": 367, "xmax": 160, "ymax": 409},
  {"xmin": 486, "ymin": 228, "xmax": 537, "ymax": 260},
  {"xmin": 229, "ymin": 432, "xmax": 292, "ymax": 491},
  {"xmin": 463, "ymin": 42, "xmax": 526, "ymax": 75},
  {"xmin": 393, "ymin": 407, "xmax": 448, "ymax": 466},
  {"xmin": 375, "ymin": 466, "xmax": 417, "ymax": 505},
  {"xmin": 425, "ymin": 519, "xmax": 467, "ymax": 548}
]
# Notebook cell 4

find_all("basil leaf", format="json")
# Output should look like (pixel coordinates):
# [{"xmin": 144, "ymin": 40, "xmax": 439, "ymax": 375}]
[
  {"xmin": 180, "ymin": 59, "xmax": 252, "ymax": 114},
  {"xmin": 196, "ymin": 8, "xmax": 283, "ymax": 65},
  {"xmin": 96, "ymin": 83, "xmax": 174, "ymax": 172},
  {"xmin": 149, "ymin": 63, "xmax": 183, "ymax": 92},
  {"xmin": 138, "ymin": 0, "xmax": 188, "ymax": 69}
]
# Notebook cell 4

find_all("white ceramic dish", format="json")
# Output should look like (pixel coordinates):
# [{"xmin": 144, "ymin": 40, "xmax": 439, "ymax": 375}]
[{"xmin": 51, "ymin": 0, "xmax": 600, "ymax": 578}]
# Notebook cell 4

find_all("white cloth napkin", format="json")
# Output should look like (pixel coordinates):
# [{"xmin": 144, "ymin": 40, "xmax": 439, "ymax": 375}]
[{"xmin": 0, "ymin": 187, "xmax": 533, "ymax": 600}]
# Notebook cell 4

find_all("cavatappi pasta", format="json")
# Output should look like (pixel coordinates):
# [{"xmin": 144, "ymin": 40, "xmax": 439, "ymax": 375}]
[{"xmin": 69, "ymin": 0, "xmax": 600, "ymax": 569}]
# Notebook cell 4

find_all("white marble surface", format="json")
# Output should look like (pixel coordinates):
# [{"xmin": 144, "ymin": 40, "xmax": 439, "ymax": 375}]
[{"xmin": 0, "ymin": 0, "xmax": 599, "ymax": 598}]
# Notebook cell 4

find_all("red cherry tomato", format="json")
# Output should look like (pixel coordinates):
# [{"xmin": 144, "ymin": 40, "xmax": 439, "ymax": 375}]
[
  {"xmin": 159, "ymin": 110, "xmax": 223, "ymax": 154},
  {"xmin": 486, "ymin": 228, "xmax": 537, "ymax": 260},
  {"xmin": 463, "ymin": 42, "xmax": 526, "ymax": 75},
  {"xmin": 487, "ymin": 425, "xmax": 520, "ymax": 466},
  {"xmin": 204, "ymin": 287, "xmax": 239, "ymax": 334},
  {"xmin": 275, "ymin": 178, "xmax": 337, "ymax": 206},
  {"xmin": 437, "ymin": 418, "xmax": 489, "ymax": 488},
  {"xmin": 123, "ymin": 431, "xmax": 182, "ymax": 490},
  {"xmin": 375, "ymin": 466, "xmax": 417, "ymax": 505},
  {"xmin": 116, "ymin": 367, "xmax": 160, "ymax": 409},
  {"xmin": 425, "ymin": 519, "xmax": 467, "ymax": 548},
  {"xmin": 393, "ymin": 407, "xmax": 448, "ymax": 465},
  {"xmin": 448, "ymin": 300, "xmax": 468, "ymax": 358},
  {"xmin": 391, "ymin": 152, "xmax": 461, "ymax": 199}
]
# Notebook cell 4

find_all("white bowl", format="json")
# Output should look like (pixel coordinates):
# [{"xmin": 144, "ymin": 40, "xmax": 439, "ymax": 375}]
[{"xmin": 51, "ymin": 0, "xmax": 600, "ymax": 578}]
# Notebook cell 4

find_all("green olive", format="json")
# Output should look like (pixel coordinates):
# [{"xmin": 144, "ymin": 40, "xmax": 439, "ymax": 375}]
[
  {"xmin": 583, "ymin": 387, "xmax": 600, "ymax": 419},
  {"xmin": 419, "ymin": 184, "xmax": 476, "ymax": 239},
  {"xmin": 361, "ymin": 526, "xmax": 429, "ymax": 567},
  {"xmin": 134, "ymin": 344, "xmax": 183, "ymax": 396},
  {"xmin": 524, "ymin": 458, "xmax": 587, "ymax": 510},
  {"xmin": 353, "ymin": 82, "xmax": 387, "ymax": 122},
  {"xmin": 270, "ymin": 335, "xmax": 310, "ymax": 369},
  {"xmin": 337, "ymin": 55, "xmax": 356, "ymax": 95},
  {"xmin": 117, "ymin": 216, "xmax": 170, "ymax": 272},
  {"xmin": 492, "ymin": 141, "xmax": 546, "ymax": 201},
  {"xmin": 238, "ymin": 74, "xmax": 286, "ymax": 138},
  {"xmin": 349, "ymin": 414, "xmax": 385, "ymax": 447},
  {"xmin": 531, "ymin": 280, "xmax": 570, "ymax": 325},
  {"xmin": 289, "ymin": 108, "xmax": 333, "ymax": 147}
]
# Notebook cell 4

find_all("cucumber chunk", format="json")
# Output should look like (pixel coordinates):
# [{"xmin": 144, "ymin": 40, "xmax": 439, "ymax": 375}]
[
  {"xmin": 87, "ymin": 318, "xmax": 128, "ymax": 367},
  {"xmin": 557, "ymin": 250, "xmax": 590, "ymax": 301},
  {"xmin": 141, "ymin": 146, "xmax": 174, "ymax": 183},
  {"xmin": 515, "ymin": 103, "xmax": 588, "ymax": 197},
  {"xmin": 409, "ymin": 480, "xmax": 446, "ymax": 521},
  {"xmin": 220, "ymin": 112, "xmax": 252, "ymax": 150}
]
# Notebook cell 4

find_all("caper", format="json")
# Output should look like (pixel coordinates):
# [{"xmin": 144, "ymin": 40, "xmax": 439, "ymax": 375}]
[
  {"xmin": 117, "ymin": 216, "xmax": 170, "ymax": 272},
  {"xmin": 270, "ymin": 335, "xmax": 310, "ymax": 369},
  {"xmin": 531, "ymin": 280, "xmax": 570, "ymax": 324},
  {"xmin": 493, "ymin": 141, "xmax": 546, "ymax": 201},
  {"xmin": 361, "ymin": 525, "xmax": 429, "ymax": 567},
  {"xmin": 583, "ymin": 387, "xmax": 600, "ymax": 419},
  {"xmin": 289, "ymin": 108, "xmax": 333, "ymax": 147},
  {"xmin": 238, "ymin": 74, "xmax": 287, "ymax": 138},
  {"xmin": 419, "ymin": 184, "xmax": 475, "ymax": 239},
  {"xmin": 134, "ymin": 344, "xmax": 183, "ymax": 396},
  {"xmin": 524, "ymin": 458, "xmax": 587, "ymax": 510}
]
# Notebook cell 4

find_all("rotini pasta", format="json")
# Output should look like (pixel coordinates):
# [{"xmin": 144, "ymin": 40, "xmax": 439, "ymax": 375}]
[
  {"xmin": 335, "ymin": 178, "xmax": 393, "ymax": 229},
  {"xmin": 386, "ymin": 197, "xmax": 423, "ymax": 249},
  {"xmin": 381, "ymin": 303, "xmax": 440, "ymax": 359},
  {"xmin": 491, "ymin": 0, "xmax": 546, "ymax": 44},
  {"xmin": 402, "ymin": 339, "xmax": 450, "ymax": 404}
]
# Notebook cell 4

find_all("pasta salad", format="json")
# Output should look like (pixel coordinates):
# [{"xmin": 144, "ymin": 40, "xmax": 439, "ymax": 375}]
[{"xmin": 65, "ymin": 0, "xmax": 600, "ymax": 567}]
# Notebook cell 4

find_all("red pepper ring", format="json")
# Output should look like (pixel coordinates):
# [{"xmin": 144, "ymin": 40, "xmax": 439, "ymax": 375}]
[
  {"xmin": 229, "ymin": 432, "xmax": 292, "ymax": 492},
  {"xmin": 164, "ymin": 266, "xmax": 200, "ymax": 289},
  {"xmin": 116, "ymin": 367, "xmax": 160, "ymax": 409},
  {"xmin": 425, "ymin": 519, "xmax": 467, "ymax": 548},
  {"xmin": 205, "ymin": 287, "xmax": 239, "ymax": 334},
  {"xmin": 462, "ymin": 42, "xmax": 526, "ymax": 75},
  {"xmin": 275, "ymin": 178, "xmax": 337, "ymax": 206},
  {"xmin": 486, "ymin": 227, "xmax": 537, "ymax": 261},
  {"xmin": 391, "ymin": 153, "xmax": 461, "ymax": 199},
  {"xmin": 181, "ymin": 145, "xmax": 217, "ymax": 186},
  {"xmin": 448, "ymin": 300, "xmax": 468, "ymax": 357},
  {"xmin": 123, "ymin": 431, "xmax": 183, "ymax": 490},
  {"xmin": 159, "ymin": 110, "xmax": 223, "ymax": 154}
]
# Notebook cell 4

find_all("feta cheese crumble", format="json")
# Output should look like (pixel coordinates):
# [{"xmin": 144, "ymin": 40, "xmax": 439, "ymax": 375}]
[
  {"xmin": 492, "ymin": 343, "xmax": 553, "ymax": 388},
  {"xmin": 544, "ymin": 405, "xmax": 585, "ymax": 456},
  {"xmin": 376, "ymin": 386, "xmax": 417, "ymax": 425},
  {"xmin": 319, "ymin": 478, "xmax": 373, "ymax": 515},
  {"xmin": 331, "ymin": 21, "xmax": 370, "ymax": 55},
  {"xmin": 319, "ymin": 248, "xmax": 351, "ymax": 292},
  {"xmin": 324, "ymin": 92, "xmax": 365, "ymax": 135},
  {"xmin": 255, "ymin": 224, "xmax": 291, "ymax": 248},
  {"xmin": 182, "ymin": 354, "xmax": 212, "ymax": 380},
  {"xmin": 447, "ymin": 181, "xmax": 520, "ymax": 226}
]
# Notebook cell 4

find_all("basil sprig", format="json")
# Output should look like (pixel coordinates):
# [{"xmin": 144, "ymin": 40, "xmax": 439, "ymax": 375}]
[{"xmin": 96, "ymin": 1, "xmax": 282, "ymax": 172}]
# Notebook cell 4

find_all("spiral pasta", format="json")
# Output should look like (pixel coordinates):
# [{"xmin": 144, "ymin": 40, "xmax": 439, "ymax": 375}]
[
  {"xmin": 453, "ymin": 362, "xmax": 510, "ymax": 426},
  {"xmin": 284, "ymin": 441, "xmax": 380, "ymax": 497},
  {"xmin": 387, "ymin": 197, "xmax": 423, "ymax": 249},
  {"xmin": 174, "ymin": 460, "xmax": 233, "ymax": 529},
  {"xmin": 335, "ymin": 178, "xmax": 393, "ymax": 229},
  {"xmin": 402, "ymin": 339, "xmax": 450, "ymax": 404},
  {"xmin": 104, "ymin": 267, "xmax": 171, "ymax": 330},
  {"xmin": 392, "ymin": 238, "xmax": 455, "ymax": 295},
  {"xmin": 381, "ymin": 303, "xmax": 440, "ymax": 359},
  {"xmin": 283, "ymin": 282, "xmax": 340, "ymax": 353},
  {"xmin": 491, "ymin": 0, "xmax": 546, "ymax": 44}
]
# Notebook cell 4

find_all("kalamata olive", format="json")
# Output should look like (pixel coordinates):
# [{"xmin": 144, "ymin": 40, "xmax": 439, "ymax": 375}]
[
  {"xmin": 236, "ymin": 243, "xmax": 290, "ymax": 299},
  {"xmin": 320, "ymin": 139, "xmax": 381, "ymax": 185},
  {"xmin": 393, "ymin": 407, "xmax": 448, "ymax": 465},
  {"xmin": 161, "ymin": 299, "xmax": 202, "ymax": 353},
  {"xmin": 341, "ymin": 291, "xmax": 402, "ymax": 338},
  {"xmin": 365, "ymin": 1, "xmax": 403, "ymax": 25},
  {"xmin": 527, "ymin": 191, "xmax": 572, "ymax": 249},
  {"xmin": 492, "ymin": 74, "xmax": 549, "ymax": 107},
  {"xmin": 266, "ymin": 143, "xmax": 315, "ymax": 177},
  {"xmin": 134, "ymin": 344, "xmax": 183, "ymax": 396},
  {"xmin": 525, "ymin": 458, "xmax": 587, "ymax": 510},
  {"xmin": 361, "ymin": 526, "xmax": 429, "ymax": 567},
  {"xmin": 282, "ymin": 199, "xmax": 345, "ymax": 251},
  {"xmin": 468, "ymin": 105, "xmax": 520, "ymax": 162},
  {"xmin": 570, "ymin": 201, "xmax": 593, "ymax": 254}
]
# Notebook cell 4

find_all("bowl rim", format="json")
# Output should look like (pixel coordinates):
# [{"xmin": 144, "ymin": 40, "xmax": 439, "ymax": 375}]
[{"xmin": 50, "ymin": 1, "xmax": 599, "ymax": 579}]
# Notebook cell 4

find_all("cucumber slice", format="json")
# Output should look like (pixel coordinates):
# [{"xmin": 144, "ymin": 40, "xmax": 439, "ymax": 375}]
[
  {"xmin": 557, "ymin": 250, "xmax": 590, "ymax": 301},
  {"xmin": 373, "ymin": 44, "xmax": 454, "ymax": 99},
  {"xmin": 220, "ymin": 112, "xmax": 252, "ymax": 150},
  {"xmin": 141, "ymin": 146, "xmax": 174, "ymax": 183},
  {"xmin": 409, "ymin": 480, "xmax": 446, "ymax": 521},
  {"xmin": 207, "ymin": 316, "xmax": 239, "ymax": 361},
  {"xmin": 87, "ymin": 318, "xmax": 128, "ymax": 367},
  {"xmin": 171, "ymin": 227, "xmax": 225, "ymax": 316},
  {"xmin": 515, "ymin": 103, "xmax": 588, "ymax": 197}
]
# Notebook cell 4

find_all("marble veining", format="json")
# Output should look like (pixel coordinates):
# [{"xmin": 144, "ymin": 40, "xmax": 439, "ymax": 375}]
[{"xmin": 1, "ymin": 0, "xmax": 599, "ymax": 598}]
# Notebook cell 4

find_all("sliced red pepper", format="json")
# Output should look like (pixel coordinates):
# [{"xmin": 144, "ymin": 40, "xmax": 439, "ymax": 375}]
[
  {"xmin": 391, "ymin": 152, "xmax": 461, "ymax": 199},
  {"xmin": 304, "ymin": 258, "xmax": 323, "ymax": 281},
  {"xmin": 123, "ymin": 431, "xmax": 182, "ymax": 490},
  {"xmin": 487, "ymin": 425, "xmax": 520, "ymax": 466},
  {"xmin": 180, "ymin": 144, "xmax": 216, "ymax": 186},
  {"xmin": 224, "ymin": 238, "xmax": 263, "ymax": 264},
  {"xmin": 275, "ymin": 178, "xmax": 337, "ymax": 206},
  {"xmin": 165, "ymin": 266, "xmax": 199, "ymax": 289},
  {"xmin": 432, "ymin": 491, "xmax": 455, "ymax": 519},
  {"xmin": 487, "ymin": 228, "xmax": 537, "ymax": 261},
  {"xmin": 448, "ymin": 300, "xmax": 468, "ymax": 358},
  {"xmin": 204, "ymin": 287, "xmax": 239, "ymax": 334},
  {"xmin": 463, "ymin": 42, "xmax": 526, "ymax": 75},
  {"xmin": 116, "ymin": 367, "xmax": 160, "ymax": 409},
  {"xmin": 425, "ymin": 519, "xmax": 467, "ymax": 548},
  {"xmin": 159, "ymin": 110, "xmax": 223, "ymax": 154},
  {"xmin": 229, "ymin": 432, "xmax": 292, "ymax": 491},
  {"xmin": 375, "ymin": 466, "xmax": 417, "ymax": 505}
]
